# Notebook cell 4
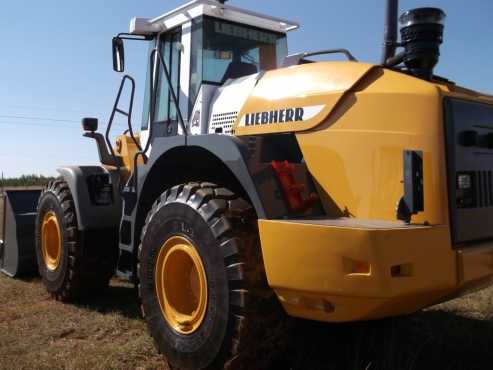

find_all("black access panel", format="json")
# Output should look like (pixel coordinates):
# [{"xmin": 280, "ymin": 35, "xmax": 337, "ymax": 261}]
[
  {"xmin": 0, "ymin": 190, "xmax": 41, "ymax": 277},
  {"xmin": 445, "ymin": 99, "xmax": 493, "ymax": 244}
]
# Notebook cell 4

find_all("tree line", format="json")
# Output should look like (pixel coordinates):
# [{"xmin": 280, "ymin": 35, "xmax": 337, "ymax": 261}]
[{"xmin": 0, "ymin": 174, "xmax": 55, "ymax": 188}]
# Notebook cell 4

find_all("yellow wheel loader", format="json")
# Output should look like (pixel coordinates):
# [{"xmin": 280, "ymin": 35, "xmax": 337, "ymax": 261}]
[{"xmin": 2, "ymin": 0, "xmax": 493, "ymax": 369}]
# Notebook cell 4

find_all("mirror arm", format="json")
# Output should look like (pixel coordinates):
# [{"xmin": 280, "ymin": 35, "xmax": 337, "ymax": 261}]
[
  {"xmin": 83, "ymin": 132, "xmax": 122, "ymax": 167},
  {"xmin": 112, "ymin": 34, "xmax": 153, "ymax": 73}
]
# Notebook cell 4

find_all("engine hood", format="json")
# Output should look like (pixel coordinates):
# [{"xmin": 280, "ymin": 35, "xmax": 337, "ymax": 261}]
[
  {"xmin": 436, "ymin": 81, "xmax": 493, "ymax": 105},
  {"xmin": 233, "ymin": 61, "xmax": 376, "ymax": 136}
]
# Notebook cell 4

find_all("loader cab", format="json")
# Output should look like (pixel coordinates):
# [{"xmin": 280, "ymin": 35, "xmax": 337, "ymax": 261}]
[{"xmin": 130, "ymin": 0, "xmax": 299, "ymax": 148}]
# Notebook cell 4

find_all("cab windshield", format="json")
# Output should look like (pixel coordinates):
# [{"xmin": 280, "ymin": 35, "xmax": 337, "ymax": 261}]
[{"xmin": 190, "ymin": 16, "xmax": 288, "ymax": 110}]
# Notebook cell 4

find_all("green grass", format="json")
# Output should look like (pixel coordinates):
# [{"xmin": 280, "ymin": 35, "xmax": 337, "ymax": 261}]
[
  {"xmin": 0, "ymin": 175, "xmax": 55, "ymax": 188},
  {"xmin": 1, "ymin": 273, "xmax": 493, "ymax": 370}
]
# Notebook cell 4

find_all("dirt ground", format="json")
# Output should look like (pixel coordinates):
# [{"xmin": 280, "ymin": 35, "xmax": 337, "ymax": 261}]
[{"xmin": 1, "ymin": 274, "xmax": 493, "ymax": 370}]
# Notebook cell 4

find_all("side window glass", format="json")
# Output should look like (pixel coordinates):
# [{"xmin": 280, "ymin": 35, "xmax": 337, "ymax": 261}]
[
  {"xmin": 169, "ymin": 33, "xmax": 181, "ymax": 122},
  {"xmin": 155, "ymin": 37, "xmax": 171, "ymax": 122},
  {"xmin": 189, "ymin": 18, "xmax": 204, "ymax": 115},
  {"xmin": 141, "ymin": 41, "xmax": 154, "ymax": 130},
  {"xmin": 153, "ymin": 30, "xmax": 182, "ymax": 125}
]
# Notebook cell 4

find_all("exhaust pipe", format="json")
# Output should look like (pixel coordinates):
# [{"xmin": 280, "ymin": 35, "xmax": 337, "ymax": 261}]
[{"xmin": 381, "ymin": 0, "xmax": 399, "ymax": 64}]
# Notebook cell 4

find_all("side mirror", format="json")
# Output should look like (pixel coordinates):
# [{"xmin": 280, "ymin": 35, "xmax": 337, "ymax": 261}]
[
  {"xmin": 82, "ymin": 117, "xmax": 99, "ymax": 132},
  {"xmin": 112, "ymin": 37, "xmax": 125, "ymax": 72}
]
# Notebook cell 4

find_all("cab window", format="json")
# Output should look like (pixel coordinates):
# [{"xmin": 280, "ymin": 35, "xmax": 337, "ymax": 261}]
[
  {"xmin": 141, "ymin": 29, "xmax": 181, "ymax": 133},
  {"xmin": 189, "ymin": 17, "xmax": 287, "ymax": 112},
  {"xmin": 155, "ymin": 30, "xmax": 181, "ymax": 124}
]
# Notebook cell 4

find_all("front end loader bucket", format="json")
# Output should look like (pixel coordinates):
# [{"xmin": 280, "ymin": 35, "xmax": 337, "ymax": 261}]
[{"xmin": 0, "ymin": 189, "xmax": 41, "ymax": 277}]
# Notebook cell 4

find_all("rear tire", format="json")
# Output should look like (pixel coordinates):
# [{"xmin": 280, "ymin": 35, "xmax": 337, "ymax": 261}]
[
  {"xmin": 35, "ymin": 179, "xmax": 116, "ymax": 301},
  {"xmin": 138, "ymin": 183, "xmax": 287, "ymax": 370}
]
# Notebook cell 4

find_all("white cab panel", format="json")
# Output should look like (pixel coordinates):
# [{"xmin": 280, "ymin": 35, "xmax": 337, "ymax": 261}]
[
  {"xmin": 208, "ymin": 74, "xmax": 259, "ymax": 135},
  {"xmin": 179, "ymin": 22, "xmax": 192, "ymax": 122},
  {"xmin": 190, "ymin": 84, "xmax": 220, "ymax": 135},
  {"xmin": 146, "ymin": 0, "xmax": 299, "ymax": 35}
]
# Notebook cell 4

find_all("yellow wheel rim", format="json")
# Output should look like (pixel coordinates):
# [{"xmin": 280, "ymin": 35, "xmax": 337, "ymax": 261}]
[
  {"xmin": 41, "ymin": 211, "xmax": 62, "ymax": 271},
  {"xmin": 155, "ymin": 236, "xmax": 208, "ymax": 335}
]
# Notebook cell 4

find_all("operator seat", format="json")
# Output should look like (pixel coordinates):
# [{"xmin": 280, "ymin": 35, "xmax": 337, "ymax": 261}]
[{"xmin": 221, "ymin": 61, "xmax": 258, "ymax": 84}]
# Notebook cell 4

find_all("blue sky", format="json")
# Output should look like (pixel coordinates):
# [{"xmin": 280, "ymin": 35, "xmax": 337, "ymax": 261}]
[{"xmin": 1, "ymin": 0, "xmax": 492, "ymax": 177}]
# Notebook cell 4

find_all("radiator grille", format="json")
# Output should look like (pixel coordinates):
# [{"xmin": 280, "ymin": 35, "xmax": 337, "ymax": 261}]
[
  {"xmin": 476, "ymin": 171, "xmax": 493, "ymax": 208},
  {"xmin": 210, "ymin": 112, "xmax": 238, "ymax": 134}
]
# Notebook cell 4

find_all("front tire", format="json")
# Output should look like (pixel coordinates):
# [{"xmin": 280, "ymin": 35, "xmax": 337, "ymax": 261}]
[
  {"xmin": 138, "ymin": 183, "xmax": 286, "ymax": 370},
  {"xmin": 35, "ymin": 179, "xmax": 116, "ymax": 301}
]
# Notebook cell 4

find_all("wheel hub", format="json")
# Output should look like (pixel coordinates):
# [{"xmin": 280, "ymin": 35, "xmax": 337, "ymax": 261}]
[
  {"xmin": 155, "ymin": 236, "xmax": 208, "ymax": 335},
  {"xmin": 41, "ymin": 211, "xmax": 62, "ymax": 271}
]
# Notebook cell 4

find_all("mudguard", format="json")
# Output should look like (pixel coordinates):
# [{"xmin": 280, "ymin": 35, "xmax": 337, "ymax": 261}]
[
  {"xmin": 57, "ymin": 166, "xmax": 122, "ymax": 231},
  {"xmin": 188, "ymin": 135, "xmax": 266, "ymax": 217},
  {"xmin": 141, "ymin": 135, "xmax": 266, "ymax": 218}
]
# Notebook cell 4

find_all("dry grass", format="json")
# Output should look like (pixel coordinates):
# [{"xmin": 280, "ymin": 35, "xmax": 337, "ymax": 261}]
[
  {"xmin": 284, "ymin": 292, "xmax": 493, "ymax": 370},
  {"xmin": 0, "ymin": 275, "xmax": 165, "ymax": 370},
  {"xmin": 1, "ymin": 273, "xmax": 493, "ymax": 370}
]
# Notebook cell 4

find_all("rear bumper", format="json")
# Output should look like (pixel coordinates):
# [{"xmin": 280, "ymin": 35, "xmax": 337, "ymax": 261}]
[
  {"xmin": 258, "ymin": 218, "xmax": 493, "ymax": 322},
  {"xmin": 457, "ymin": 243, "xmax": 493, "ymax": 293}
]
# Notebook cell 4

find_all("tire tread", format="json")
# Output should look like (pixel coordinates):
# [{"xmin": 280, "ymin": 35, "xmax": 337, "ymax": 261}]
[
  {"xmin": 35, "ymin": 179, "xmax": 115, "ymax": 301},
  {"xmin": 138, "ymin": 183, "xmax": 287, "ymax": 370}
]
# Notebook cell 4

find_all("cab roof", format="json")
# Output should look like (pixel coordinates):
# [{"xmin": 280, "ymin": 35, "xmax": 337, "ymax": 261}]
[{"xmin": 130, "ymin": 0, "xmax": 300, "ymax": 35}]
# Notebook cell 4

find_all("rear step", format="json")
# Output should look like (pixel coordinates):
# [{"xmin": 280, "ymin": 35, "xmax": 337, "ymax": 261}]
[{"xmin": 0, "ymin": 189, "xmax": 41, "ymax": 277}]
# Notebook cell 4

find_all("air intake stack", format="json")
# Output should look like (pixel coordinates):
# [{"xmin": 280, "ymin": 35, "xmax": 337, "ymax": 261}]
[
  {"xmin": 399, "ymin": 8, "xmax": 446, "ymax": 80},
  {"xmin": 381, "ymin": 1, "xmax": 446, "ymax": 80}
]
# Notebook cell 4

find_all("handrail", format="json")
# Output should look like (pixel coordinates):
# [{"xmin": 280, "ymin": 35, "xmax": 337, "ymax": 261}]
[
  {"xmin": 283, "ymin": 48, "xmax": 358, "ymax": 67},
  {"xmin": 301, "ymin": 49, "xmax": 358, "ymax": 62},
  {"xmin": 131, "ymin": 46, "xmax": 188, "ymax": 195},
  {"xmin": 152, "ymin": 48, "xmax": 188, "ymax": 137},
  {"xmin": 105, "ymin": 75, "xmax": 142, "ymax": 177}
]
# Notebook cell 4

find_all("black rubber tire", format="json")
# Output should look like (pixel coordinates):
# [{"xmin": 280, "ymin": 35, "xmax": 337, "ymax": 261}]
[
  {"xmin": 138, "ymin": 183, "xmax": 287, "ymax": 370},
  {"xmin": 35, "ymin": 179, "xmax": 116, "ymax": 301}
]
